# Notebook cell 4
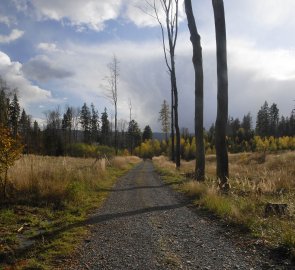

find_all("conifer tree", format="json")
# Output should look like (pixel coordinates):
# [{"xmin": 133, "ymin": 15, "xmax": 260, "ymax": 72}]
[
  {"xmin": 0, "ymin": 88, "xmax": 9, "ymax": 126},
  {"xmin": 158, "ymin": 100, "xmax": 170, "ymax": 142},
  {"xmin": 256, "ymin": 101, "xmax": 270, "ymax": 137},
  {"xmin": 80, "ymin": 103, "xmax": 91, "ymax": 143},
  {"xmin": 269, "ymin": 103, "xmax": 279, "ymax": 137},
  {"xmin": 90, "ymin": 103, "xmax": 99, "ymax": 143},
  {"xmin": 142, "ymin": 125, "xmax": 153, "ymax": 142},
  {"xmin": 8, "ymin": 93, "xmax": 20, "ymax": 138},
  {"xmin": 128, "ymin": 120, "xmax": 141, "ymax": 155},
  {"xmin": 101, "ymin": 108, "xmax": 110, "ymax": 146}
]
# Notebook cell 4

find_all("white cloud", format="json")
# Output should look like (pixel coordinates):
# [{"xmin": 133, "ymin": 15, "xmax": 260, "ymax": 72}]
[
  {"xmin": 0, "ymin": 29, "xmax": 24, "ymax": 43},
  {"xmin": 0, "ymin": 51, "xmax": 56, "ymax": 113},
  {"xmin": 12, "ymin": 0, "xmax": 186, "ymax": 31},
  {"xmin": 228, "ymin": 39, "xmax": 295, "ymax": 81},
  {"xmin": 124, "ymin": 0, "xmax": 186, "ymax": 28},
  {"xmin": 249, "ymin": 0, "xmax": 295, "ymax": 27},
  {"xmin": 0, "ymin": 15, "xmax": 15, "ymax": 26},
  {"xmin": 37, "ymin": 42, "xmax": 59, "ymax": 52},
  {"xmin": 27, "ymin": 0, "xmax": 123, "ymax": 31}
]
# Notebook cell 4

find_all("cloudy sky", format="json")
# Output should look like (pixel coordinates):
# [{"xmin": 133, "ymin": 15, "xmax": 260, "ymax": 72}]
[{"xmin": 0, "ymin": 0, "xmax": 294, "ymax": 131}]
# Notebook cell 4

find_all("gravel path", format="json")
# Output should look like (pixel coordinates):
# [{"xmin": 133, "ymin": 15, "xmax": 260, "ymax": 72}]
[{"xmin": 66, "ymin": 160, "xmax": 292, "ymax": 270}]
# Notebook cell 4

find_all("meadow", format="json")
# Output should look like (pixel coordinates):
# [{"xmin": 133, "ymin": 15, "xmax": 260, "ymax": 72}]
[
  {"xmin": 0, "ymin": 155, "xmax": 140, "ymax": 269},
  {"xmin": 153, "ymin": 151, "xmax": 295, "ymax": 261}
]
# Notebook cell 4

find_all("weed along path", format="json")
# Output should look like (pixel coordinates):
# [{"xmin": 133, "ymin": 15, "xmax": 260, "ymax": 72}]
[{"xmin": 65, "ymin": 160, "xmax": 288, "ymax": 270}]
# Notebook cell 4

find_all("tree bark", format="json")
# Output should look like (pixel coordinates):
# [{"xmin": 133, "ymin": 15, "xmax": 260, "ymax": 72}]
[
  {"xmin": 212, "ymin": 0, "xmax": 229, "ymax": 189},
  {"xmin": 171, "ymin": 69, "xmax": 180, "ymax": 168},
  {"xmin": 184, "ymin": 0, "xmax": 205, "ymax": 181},
  {"xmin": 171, "ymin": 89, "xmax": 175, "ymax": 161}
]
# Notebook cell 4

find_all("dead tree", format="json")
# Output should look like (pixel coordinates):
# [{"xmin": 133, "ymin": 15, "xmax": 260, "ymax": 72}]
[
  {"xmin": 105, "ymin": 55, "xmax": 119, "ymax": 155},
  {"xmin": 212, "ymin": 0, "xmax": 229, "ymax": 189},
  {"xmin": 152, "ymin": 0, "xmax": 181, "ymax": 168},
  {"xmin": 184, "ymin": 0, "xmax": 205, "ymax": 181}
]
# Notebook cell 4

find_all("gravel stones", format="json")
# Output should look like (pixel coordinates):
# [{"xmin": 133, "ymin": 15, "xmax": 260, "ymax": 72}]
[{"xmin": 65, "ymin": 161, "xmax": 292, "ymax": 270}]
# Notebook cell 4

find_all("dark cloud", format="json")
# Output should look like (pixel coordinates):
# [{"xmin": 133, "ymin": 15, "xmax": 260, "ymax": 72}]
[{"xmin": 22, "ymin": 55, "xmax": 74, "ymax": 82}]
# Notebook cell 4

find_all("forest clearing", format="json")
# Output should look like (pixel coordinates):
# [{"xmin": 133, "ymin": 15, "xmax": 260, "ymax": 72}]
[{"xmin": 1, "ymin": 0, "xmax": 295, "ymax": 269}]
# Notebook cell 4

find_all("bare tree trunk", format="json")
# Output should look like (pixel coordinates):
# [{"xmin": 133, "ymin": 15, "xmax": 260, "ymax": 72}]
[
  {"xmin": 184, "ymin": 0, "xmax": 205, "ymax": 181},
  {"xmin": 115, "ymin": 101, "xmax": 118, "ymax": 155},
  {"xmin": 212, "ymin": 0, "xmax": 229, "ymax": 190},
  {"xmin": 152, "ymin": 0, "xmax": 180, "ymax": 168},
  {"xmin": 105, "ymin": 55, "xmax": 119, "ymax": 155},
  {"xmin": 171, "ymin": 89, "xmax": 175, "ymax": 161},
  {"xmin": 171, "ymin": 68, "xmax": 180, "ymax": 168}
]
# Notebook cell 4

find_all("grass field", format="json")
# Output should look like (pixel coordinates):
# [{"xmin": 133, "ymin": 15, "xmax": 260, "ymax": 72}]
[
  {"xmin": 153, "ymin": 151, "xmax": 295, "ymax": 261},
  {"xmin": 0, "ymin": 155, "xmax": 141, "ymax": 269}
]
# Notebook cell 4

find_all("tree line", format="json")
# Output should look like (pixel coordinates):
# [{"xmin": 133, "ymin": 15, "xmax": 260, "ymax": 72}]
[{"xmin": 0, "ymin": 78, "xmax": 154, "ymax": 158}]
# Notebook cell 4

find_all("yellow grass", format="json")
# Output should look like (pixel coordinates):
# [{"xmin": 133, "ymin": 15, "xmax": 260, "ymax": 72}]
[
  {"xmin": 1, "ymin": 155, "xmax": 141, "ymax": 269},
  {"xmin": 153, "ymin": 152, "xmax": 295, "ymax": 254},
  {"xmin": 7, "ymin": 155, "xmax": 141, "ymax": 205}
]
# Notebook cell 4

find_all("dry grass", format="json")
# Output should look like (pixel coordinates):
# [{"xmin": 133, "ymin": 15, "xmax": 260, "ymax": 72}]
[
  {"xmin": 5, "ymin": 155, "xmax": 140, "ymax": 205},
  {"xmin": 1, "ymin": 155, "xmax": 141, "ymax": 269},
  {"xmin": 111, "ymin": 156, "xmax": 141, "ymax": 170},
  {"xmin": 153, "ymin": 152, "xmax": 295, "ymax": 255}
]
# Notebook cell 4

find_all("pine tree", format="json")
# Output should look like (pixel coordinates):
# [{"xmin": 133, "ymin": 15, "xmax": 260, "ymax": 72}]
[
  {"xmin": 101, "ymin": 108, "xmax": 110, "ymax": 146},
  {"xmin": 8, "ymin": 93, "xmax": 20, "ymax": 138},
  {"xmin": 90, "ymin": 103, "xmax": 99, "ymax": 143},
  {"xmin": 62, "ymin": 107, "xmax": 73, "ymax": 153},
  {"xmin": 158, "ymin": 100, "xmax": 170, "ymax": 142},
  {"xmin": 19, "ymin": 109, "xmax": 32, "ymax": 153},
  {"xmin": 278, "ymin": 116, "xmax": 287, "ymax": 137},
  {"xmin": 0, "ymin": 87, "xmax": 9, "ymax": 127},
  {"xmin": 241, "ymin": 113, "xmax": 253, "ymax": 141},
  {"xmin": 241, "ymin": 113, "xmax": 252, "ymax": 133},
  {"xmin": 80, "ymin": 103, "xmax": 91, "ymax": 143},
  {"xmin": 32, "ymin": 120, "xmax": 42, "ymax": 153},
  {"xmin": 269, "ymin": 103, "xmax": 279, "ymax": 137},
  {"xmin": 43, "ymin": 109, "xmax": 62, "ymax": 156},
  {"xmin": 128, "ymin": 120, "xmax": 141, "ymax": 155},
  {"xmin": 256, "ymin": 101, "xmax": 270, "ymax": 137},
  {"xmin": 142, "ymin": 125, "xmax": 153, "ymax": 142}
]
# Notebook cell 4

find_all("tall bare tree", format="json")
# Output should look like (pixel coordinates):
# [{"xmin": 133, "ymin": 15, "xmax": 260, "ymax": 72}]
[
  {"xmin": 212, "ymin": 0, "xmax": 229, "ymax": 190},
  {"xmin": 105, "ymin": 55, "xmax": 119, "ymax": 155},
  {"xmin": 128, "ymin": 98, "xmax": 132, "ymax": 123},
  {"xmin": 152, "ymin": 0, "xmax": 181, "ymax": 168},
  {"xmin": 184, "ymin": 0, "xmax": 205, "ymax": 181}
]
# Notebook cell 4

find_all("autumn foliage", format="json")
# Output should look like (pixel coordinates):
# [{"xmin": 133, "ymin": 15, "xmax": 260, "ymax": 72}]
[{"xmin": 0, "ymin": 125, "xmax": 23, "ymax": 198}]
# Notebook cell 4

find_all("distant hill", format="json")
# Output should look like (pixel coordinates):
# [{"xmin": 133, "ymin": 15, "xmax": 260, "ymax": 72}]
[{"xmin": 152, "ymin": 132, "xmax": 166, "ymax": 141}]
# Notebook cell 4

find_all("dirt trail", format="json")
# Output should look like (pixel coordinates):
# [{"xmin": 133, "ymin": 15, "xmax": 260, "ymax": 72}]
[{"xmin": 66, "ymin": 160, "xmax": 291, "ymax": 269}]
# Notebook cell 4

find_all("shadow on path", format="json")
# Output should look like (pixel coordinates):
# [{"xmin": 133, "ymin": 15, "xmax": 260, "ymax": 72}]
[
  {"xmin": 97, "ymin": 182, "xmax": 177, "ymax": 193},
  {"xmin": 30, "ymin": 201, "xmax": 189, "ymax": 242}
]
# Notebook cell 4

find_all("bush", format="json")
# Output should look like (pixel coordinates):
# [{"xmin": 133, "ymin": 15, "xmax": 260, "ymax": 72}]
[{"xmin": 69, "ymin": 143, "xmax": 115, "ymax": 158}]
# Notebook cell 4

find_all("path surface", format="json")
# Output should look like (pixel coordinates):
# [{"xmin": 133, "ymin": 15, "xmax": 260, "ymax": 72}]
[{"xmin": 66, "ymin": 161, "xmax": 291, "ymax": 270}]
